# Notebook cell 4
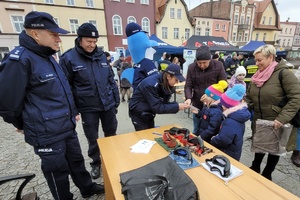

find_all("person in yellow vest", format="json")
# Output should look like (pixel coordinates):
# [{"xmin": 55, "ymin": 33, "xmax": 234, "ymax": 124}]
[{"xmin": 158, "ymin": 52, "xmax": 171, "ymax": 72}]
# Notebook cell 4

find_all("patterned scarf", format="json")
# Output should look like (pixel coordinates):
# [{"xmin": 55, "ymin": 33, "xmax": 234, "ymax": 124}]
[{"xmin": 251, "ymin": 61, "xmax": 278, "ymax": 87}]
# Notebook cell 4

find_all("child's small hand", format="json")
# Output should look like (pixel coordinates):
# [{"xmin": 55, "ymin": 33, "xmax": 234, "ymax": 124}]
[
  {"xmin": 191, "ymin": 109, "xmax": 198, "ymax": 114},
  {"xmin": 200, "ymin": 94, "xmax": 208, "ymax": 102}
]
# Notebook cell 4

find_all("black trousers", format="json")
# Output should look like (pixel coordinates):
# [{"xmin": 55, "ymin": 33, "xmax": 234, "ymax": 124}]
[
  {"xmin": 34, "ymin": 132, "xmax": 95, "ymax": 200},
  {"xmin": 81, "ymin": 108, "xmax": 117, "ymax": 167},
  {"xmin": 129, "ymin": 110, "xmax": 155, "ymax": 131}
]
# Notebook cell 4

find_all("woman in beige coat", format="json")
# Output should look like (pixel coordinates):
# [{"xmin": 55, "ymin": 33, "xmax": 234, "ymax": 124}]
[{"xmin": 245, "ymin": 45, "xmax": 300, "ymax": 180}]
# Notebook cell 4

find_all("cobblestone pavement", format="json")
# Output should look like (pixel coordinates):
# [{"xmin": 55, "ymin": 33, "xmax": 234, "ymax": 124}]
[{"xmin": 0, "ymin": 93, "xmax": 299, "ymax": 199}]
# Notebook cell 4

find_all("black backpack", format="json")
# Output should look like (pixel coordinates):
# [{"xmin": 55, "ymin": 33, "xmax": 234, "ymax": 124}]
[
  {"xmin": 278, "ymin": 69, "xmax": 300, "ymax": 127},
  {"xmin": 120, "ymin": 156, "xmax": 199, "ymax": 200}
]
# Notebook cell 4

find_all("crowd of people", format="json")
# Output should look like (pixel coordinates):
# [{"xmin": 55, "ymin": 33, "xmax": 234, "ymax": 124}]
[{"xmin": 0, "ymin": 11, "xmax": 299, "ymax": 199}]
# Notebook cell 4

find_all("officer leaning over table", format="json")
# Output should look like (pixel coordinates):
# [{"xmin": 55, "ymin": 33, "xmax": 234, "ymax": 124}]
[{"xmin": 0, "ymin": 11, "xmax": 104, "ymax": 199}]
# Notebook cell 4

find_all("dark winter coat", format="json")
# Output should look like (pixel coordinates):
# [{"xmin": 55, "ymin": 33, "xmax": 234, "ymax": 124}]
[
  {"xmin": 184, "ymin": 59, "xmax": 227, "ymax": 110},
  {"xmin": 132, "ymin": 58, "xmax": 159, "ymax": 90},
  {"xmin": 0, "ymin": 31, "xmax": 77, "ymax": 146},
  {"xmin": 245, "ymin": 60, "xmax": 300, "ymax": 151},
  {"xmin": 195, "ymin": 102, "xmax": 224, "ymax": 143},
  {"xmin": 129, "ymin": 73, "xmax": 179, "ymax": 115},
  {"xmin": 210, "ymin": 103, "xmax": 251, "ymax": 161},
  {"xmin": 60, "ymin": 38, "xmax": 120, "ymax": 113}
]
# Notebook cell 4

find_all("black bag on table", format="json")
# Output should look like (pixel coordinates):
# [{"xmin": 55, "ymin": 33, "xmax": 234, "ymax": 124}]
[{"xmin": 120, "ymin": 156, "xmax": 199, "ymax": 200}]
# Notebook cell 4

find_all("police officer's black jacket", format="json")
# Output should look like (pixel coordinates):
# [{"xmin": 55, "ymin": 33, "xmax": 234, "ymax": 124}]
[
  {"xmin": 0, "ymin": 31, "xmax": 77, "ymax": 146},
  {"xmin": 129, "ymin": 73, "xmax": 179, "ymax": 115},
  {"xmin": 60, "ymin": 38, "xmax": 120, "ymax": 113}
]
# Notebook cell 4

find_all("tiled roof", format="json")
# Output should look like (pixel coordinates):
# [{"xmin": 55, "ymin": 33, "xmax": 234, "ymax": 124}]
[
  {"xmin": 155, "ymin": 0, "xmax": 191, "ymax": 23},
  {"xmin": 188, "ymin": 1, "xmax": 231, "ymax": 20},
  {"xmin": 249, "ymin": 0, "xmax": 281, "ymax": 30}
]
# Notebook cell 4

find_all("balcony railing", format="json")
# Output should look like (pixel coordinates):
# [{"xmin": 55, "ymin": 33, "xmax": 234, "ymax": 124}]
[{"xmin": 238, "ymin": 24, "xmax": 249, "ymax": 31}]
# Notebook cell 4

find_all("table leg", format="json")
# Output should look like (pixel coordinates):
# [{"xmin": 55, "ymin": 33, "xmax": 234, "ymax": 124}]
[{"xmin": 101, "ymin": 157, "xmax": 114, "ymax": 200}]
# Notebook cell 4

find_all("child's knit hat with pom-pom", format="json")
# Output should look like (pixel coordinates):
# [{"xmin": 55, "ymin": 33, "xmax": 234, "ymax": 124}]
[
  {"xmin": 220, "ymin": 84, "xmax": 246, "ymax": 108},
  {"xmin": 205, "ymin": 80, "xmax": 228, "ymax": 100}
]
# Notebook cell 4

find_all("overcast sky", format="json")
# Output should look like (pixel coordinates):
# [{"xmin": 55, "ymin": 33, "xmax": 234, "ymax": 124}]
[{"xmin": 184, "ymin": 0, "xmax": 300, "ymax": 22}]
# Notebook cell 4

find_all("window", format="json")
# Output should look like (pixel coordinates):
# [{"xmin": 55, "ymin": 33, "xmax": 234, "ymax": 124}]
[
  {"xmin": 262, "ymin": 16, "xmax": 266, "ymax": 24},
  {"xmin": 268, "ymin": 17, "xmax": 272, "ymax": 25},
  {"xmin": 140, "ymin": 0, "xmax": 149, "ymax": 4},
  {"xmin": 127, "ymin": 16, "xmax": 136, "ymax": 24},
  {"xmin": 67, "ymin": 0, "xmax": 75, "ymax": 6},
  {"xmin": 185, "ymin": 28, "xmax": 190, "ymax": 40},
  {"xmin": 195, "ymin": 27, "xmax": 201, "ymax": 35},
  {"xmin": 263, "ymin": 33, "xmax": 266, "ymax": 41},
  {"xmin": 283, "ymin": 39, "xmax": 286, "ymax": 46},
  {"xmin": 207, "ymin": 21, "xmax": 209, "ymax": 26},
  {"xmin": 290, "ymin": 28, "xmax": 292, "ymax": 34},
  {"xmin": 86, "ymin": 0, "xmax": 94, "ymax": 7},
  {"xmin": 244, "ymin": 33, "xmax": 248, "ymax": 41},
  {"xmin": 112, "ymin": 15, "xmax": 122, "ymax": 35},
  {"xmin": 197, "ymin": 21, "xmax": 200, "ymax": 25},
  {"xmin": 141, "ymin": 18, "xmax": 150, "ymax": 34},
  {"xmin": 215, "ymin": 24, "xmax": 220, "ymax": 30},
  {"xmin": 170, "ymin": 8, "xmax": 175, "ymax": 19},
  {"xmin": 285, "ymin": 28, "xmax": 287, "ymax": 33},
  {"xmin": 246, "ymin": 16, "xmax": 250, "ymax": 25},
  {"xmin": 88, "ymin": 20, "xmax": 97, "ymax": 28},
  {"xmin": 240, "ymin": 16, "xmax": 244, "ymax": 24},
  {"xmin": 273, "ymin": 33, "xmax": 277, "ymax": 41},
  {"xmin": 234, "ymin": 15, "xmax": 239, "ymax": 24},
  {"xmin": 177, "ymin": 9, "xmax": 182, "ymax": 19},
  {"xmin": 202, "ymin": 21, "xmax": 205, "ymax": 25},
  {"xmin": 287, "ymin": 39, "xmax": 290, "ymax": 46},
  {"xmin": 232, "ymin": 32, "xmax": 236, "ymax": 42},
  {"xmin": 205, "ymin": 28, "xmax": 210, "ymax": 36},
  {"xmin": 162, "ymin": 27, "xmax": 168, "ymax": 39},
  {"xmin": 222, "ymin": 24, "xmax": 226, "ymax": 31},
  {"xmin": 173, "ymin": 28, "xmax": 179, "ymax": 39},
  {"xmin": 45, "ymin": 0, "xmax": 54, "ymax": 3},
  {"xmin": 238, "ymin": 33, "xmax": 242, "ymax": 41},
  {"xmin": 69, "ymin": 19, "xmax": 79, "ymax": 34},
  {"xmin": 255, "ymin": 33, "xmax": 259, "ymax": 40},
  {"xmin": 11, "ymin": 16, "xmax": 24, "ymax": 33},
  {"xmin": 235, "ymin": 6, "xmax": 239, "ymax": 12},
  {"xmin": 126, "ymin": 0, "xmax": 134, "ymax": 2}
]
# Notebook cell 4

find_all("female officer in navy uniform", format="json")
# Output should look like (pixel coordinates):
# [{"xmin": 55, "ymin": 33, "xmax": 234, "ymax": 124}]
[{"xmin": 129, "ymin": 64, "xmax": 189, "ymax": 131}]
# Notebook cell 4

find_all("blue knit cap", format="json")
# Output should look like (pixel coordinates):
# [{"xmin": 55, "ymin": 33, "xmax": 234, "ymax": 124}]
[{"xmin": 220, "ymin": 84, "xmax": 246, "ymax": 108}]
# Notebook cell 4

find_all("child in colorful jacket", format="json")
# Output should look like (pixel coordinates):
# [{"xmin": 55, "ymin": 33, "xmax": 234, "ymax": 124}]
[{"xmin": 210, "ymin": 84, "xmax": 251, "ymax": 161}]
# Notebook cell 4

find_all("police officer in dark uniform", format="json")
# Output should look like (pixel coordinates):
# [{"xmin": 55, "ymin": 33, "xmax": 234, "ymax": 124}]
[
  {"xmin": 60, "ymin": 23, "xmax": 120, "ymax": 179},
  {"xmin": 0, "ymin": 11, "xmax": 104, "ymax": 199},
  {"xmin": 129, "ymin": 64, "xmax": 189, "ymax": 131}
]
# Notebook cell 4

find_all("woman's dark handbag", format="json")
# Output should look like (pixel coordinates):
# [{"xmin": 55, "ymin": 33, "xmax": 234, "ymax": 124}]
[
  {"xmin": 120, "ymin": 156, "xmax": 199, "ymax": 200},
  {"xmin": 278, "ymin": 69, "xmax": 300, "ymax": 127}
]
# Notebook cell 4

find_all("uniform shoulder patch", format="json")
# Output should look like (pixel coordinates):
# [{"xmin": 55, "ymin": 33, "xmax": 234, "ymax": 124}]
[{"xmin": 9, "ymin": 46, "xmax": 25, "ymax": 61}]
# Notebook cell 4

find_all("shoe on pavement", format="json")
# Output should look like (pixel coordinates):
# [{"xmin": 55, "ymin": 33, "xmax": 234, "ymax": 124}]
[
  {"xmin": 82, "ymin": 184, "xmax": 105, "ymax": 198},
  {"xmin": 90, "ymin": 166, "xmax": 100, "ymax": 179},
  {"xmin": 291, "ymin": 150, "xmax": 300, "ymax": 167}
]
